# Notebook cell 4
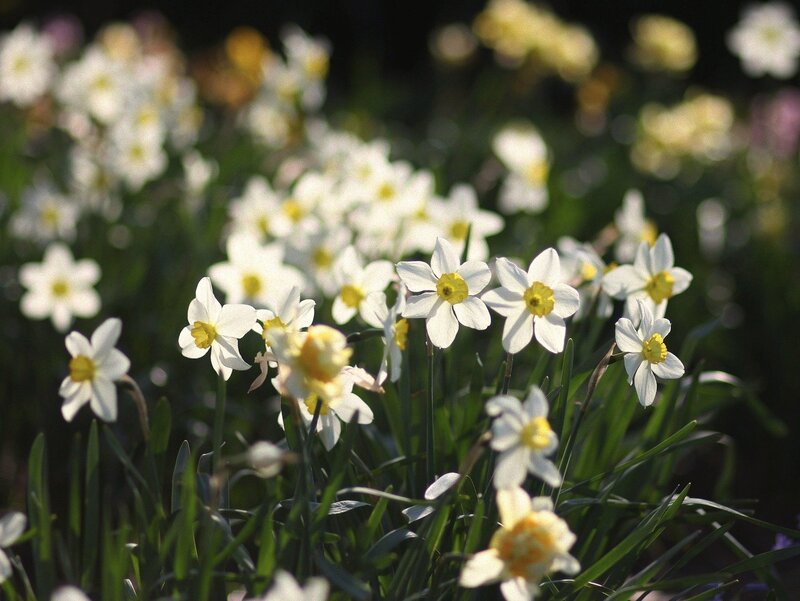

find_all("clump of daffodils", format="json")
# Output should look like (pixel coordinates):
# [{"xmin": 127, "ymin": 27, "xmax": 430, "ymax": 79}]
[
  {"xmin": 629, "ymin": 14, "xmax": 697, "ymax": 73},
  {"xmin": 459, "ymin": 487, "xmax": 579, "ymax": 600}
]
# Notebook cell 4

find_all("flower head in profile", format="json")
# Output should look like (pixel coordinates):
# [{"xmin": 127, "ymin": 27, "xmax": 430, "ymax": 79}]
[
  {"xmin": 602, "ymin": 233, "xmax": 692, "ymax": 322},
  {"xmin": 614, "ymin": 189, "xmax": 657, "ymax": 263},
  {"xmin": 363, "ymin": 284, "xmax": 408, "ymax": 384},
  {"xmin": 486, "ymin": 386, "xmax": 561, "ymax": 489},
  {"xmin": 19, "ymin": 243, "xmax": 101, "ymax": 332},
  {"xmin": 246, "ymin": 570, "xmax": 328, "ymax": 601},
  {"xmin": 0, "ymin": 512, "xmax": 26, "ymax": 584},
  {"xmin": 459, "ymin": 487, "xmax": 579, "ymax": 600},
  {"xmin": 59, "ymin": 317, "xmax": 130, "ymax": 422},
  {"xmin": 396, "ymin": 237, "xmax": 491, "ymax": 349},
  {"xmin": 615, "ymin": 301, "xmax": 685, "ymax": 407},
  {"xmin": 483, "ymin": 249, "xmax": 580, "ymax": 354},
  {"xmin": 727, "ymin": 2, "xmax": 800, "ymax": 79},
  {"xmin": 178, "ymin": 277, "xmax": 257, "ymax": 380}
]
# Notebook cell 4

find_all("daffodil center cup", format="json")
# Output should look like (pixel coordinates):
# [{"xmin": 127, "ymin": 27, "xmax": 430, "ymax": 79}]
[
  {"xmin": 436, "ymin": 272, "xmax": 469, "ymax": 304},
  {"xmin": 449, "ymin": 220, "xmax": 470, "ymax": 241},
  {"xmin": 191, "ymin": 321, "xmax": 217, "ymax": 349},
  {"xmin": 340, "ymin": 284, "xmax": 365, "ymax": 308},
  {"xmin": 51, "ymin": 279, "xmax": 70, "ymax": 298},
  {"xmin": 523, "ymin": 281, "xmax": 555, "ymax": 317},
  {"xmin": 524, "ymin": 160, "xmax": 549, "ymax": 186},
  {"xmin": 642, "ymin": 333, "xmax": 667, "ymax": 364},
  {"xmin": 490, "ymin": 514, "xmax": 555, "ymax": 578},
  {"xmin": 520, "ymin": 416, "xmax": 552, "ymax": 450},
  {"xmin": 313, "ymin": 247, "xmax": 333, "ymax": 268},
  {"xmin": 645, "ymin": 271, "xmax": 674, "ymax": 303},
  {"xmin": 242, "ymin": 273, "xmax": 263, "ymax": 297},
  {"xmin": 261, "ymin": 316, "xmax": 286, "ymax": 343},
  {"xmin": 393, "ymin": 318, "xmax": 409, "ymax": 351},
  {"xmin": 298, "ymin": 326, "xmax": 352, "ymax": 383},
  {"xmin": 282, "ymin": 199, "xmax": 305, "ymax": 222},
  {"xmin": 69, "ymin": 355, "xmax": 96, "ymax": 382},
  {"xmin": 304, "ymin": 393, "xmax": 330, "ymax": 416}
]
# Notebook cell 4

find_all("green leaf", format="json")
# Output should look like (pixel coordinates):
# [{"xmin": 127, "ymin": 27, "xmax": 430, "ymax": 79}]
[
  {"xmin": 171, "ymin": 440, "xmax": 191, "ymax": 514},
  {"xmin": 315, "ymin": 553, "xmax": 371, "ymax": 601},
  {"xmin": 27, "ymin": 433, "xmax": 54, "ymax": 598},
  {"xmin": 82, "ymin": 421, "xmax": 99, "ymax": 590}
]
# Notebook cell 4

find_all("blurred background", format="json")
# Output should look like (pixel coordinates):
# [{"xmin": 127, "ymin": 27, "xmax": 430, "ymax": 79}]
[{"xmin": 1, "ymin": 0, "xmax": 798, "ymax": 552}]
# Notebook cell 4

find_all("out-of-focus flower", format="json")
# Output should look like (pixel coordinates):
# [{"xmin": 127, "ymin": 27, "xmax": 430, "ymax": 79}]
[
  {"xmin": 286, "ymin": 225, "xmax": 352, "ymax": 297},
  {"xmin": 18, "ymin": 243, "xmax": 101, "ymax": 332},
  {"xmin": 51, "ymin": 586, "xmax": 91, "ymax": 601},
  {"xmin": 631, "ymin": 93, "xmax": 734, "ymax": 178},
  {"xmin": 209, "ymin": 233, "xmax": 306, "ymax": 307},
  {"xmin": 429, "ymin": 24, "xmax": 478, "ymax": 67},
  {"xmin": 10, "ymin": 180, "xmax": 80, "ymax": 244},
  {"xmin": 59, "ymin": 317, "xmax": 130, "ymax": 422},
  {"xmin": 615, "ymin": 301, "xmax": 684, "ymax": 407},
  {"xmin": 182, "ymin": 150, "xmax": 217, "ymax": 208},
  {"xmin": 109, "ymin": 127, "xmax": 167, "ymax": 192},
  {"xmin": 0, "ymin": 23, "xmax": 56, "ymax": 107},
  {"xmin": 493, "ymin": 124, "xmax": 550, "ymax": 214},
  {"xmin": 246, "ymin": 441, "xmax": 288, "ymax": 478},
  {"xmin": 483, "ymin": 249, "xmax": 580, "ymax": 354},
  {"xmin": 363, "ymin": 284, "xmax": 408, "ymax": 384},
  {"xmin": 227, "ymin": 176, "xmax": 293, "ymax": 242},
  {"xmin": 728, "ymin": 2, "xmax": 800, "ymax": 79},
  {"xmin": 614, "ymin": 189, "xmax": 657, "ymax": 264},
  {"xmin": 42, "ymin": 14, "xmax": 84, "ymax": 56},
  {"xmin": 178, "ymin": 277, "xmax": 257, "ymax": 380},
  {"xmin": 629, "ymin": 15, "xmax": 697, "ymax": 73},
  {"xmin": 225, "ymin": 26, "xmax": 269, "ymax": 83},
  {"xmin": 603, "ymin": 234, "xmax": 692, "ymax": 322},
  {"xmin": 750, "ymin": 89, "xmax": 800, "ymax": 158},
  {"xmin": 557, "ymin": 237, "xmax": 613, "ymax": 320},
  {"xmin": 58, "ymin": 46, "xmax": 128, "ymax": 125},
  {"xmin": 0, "ymin": 512, "xmax": 26, "ymax": 584},
  {"xmin": 246, "ymin": 570, "xmax": 328, "ymax": 601},
  {"xmin": 486, "ymin": 386, "xmax": 561, "ymax": 489},
  {"xmin": 459, "ymin": 487, "xmax": 579, "ymax": 600},
  {"xmin": 397, "ymin": 237, "xmax": 491, "ymax": 349},
  {"xmin": 331, "ymin": 246, "xmax": 395, "ymax": 326}
]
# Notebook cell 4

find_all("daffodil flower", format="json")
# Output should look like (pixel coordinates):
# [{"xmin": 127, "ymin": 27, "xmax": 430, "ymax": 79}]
[
  {"xmin": 615, "ymin": 301, "xmax": 685, "ymax": 406},
  {"xmin": 482, "ymin": 249, "xmax": 580, "ymax": 354},
  {"xmin": 0, "ymin": 512, "xmax": 26, "ymax": 583},
  {"xmin": 245, "ymin": 570, "xmax": 328, "ymax": 601},
  {"xmin": 459, "ymin": 487, "xmax": 579, "ymax": 601},
  {"xmin": 331, "ymin": 245, "xmax": 395, "ymax": 326},
  {"xmin": 396, "ymin": 237, "xmax": 491, "ymax": 349},
  {"xmin": 58, "ymin": 317, "xmax": 130, "ymax": 422},
  {"xmin": 178, "ymin": 277, "xmax": 257, "ymax": 380}
]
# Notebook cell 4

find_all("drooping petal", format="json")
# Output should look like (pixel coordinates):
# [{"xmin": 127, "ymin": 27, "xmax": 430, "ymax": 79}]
[
  {"xmin": 51, "ymin": 303, "xmax": 73, "ymax": 332},
  {"xmin": 426, "ymin": 302, "xmax": 459, "ymax": 349},
  {"xmin": 494, "ymin": 447, "xmax": 528, "ymax": 489},
  {"xmin": 209, "ymin": 345, "xmax": 233, "ymax": 381},
  {"xmin": 90, "ymin": 318, "xmax": 122, "ymax": 358},
  {"xmin": 214, "ymin": 336, "xmax": 250, "ymax": 370},
  {"xmin": 453, "ymin": 297, "xmax": 491, "ymax": 330},
  {"xmin": 527, "ymin": 248, "xmax": 561, "ymax": 286},
  {"xmin": 458, "ymin": 261, "xmax": 492, "ymax": 295},
  {"xmin": 529, "ymin": 454, "xmax": 562, "ymax": 487},
  {"xmin": 459, "ymin": 550, "xmax": 505, "ymax": 588},
  {"xmin": 395, "ymin": 261, "xmax": 437, "ymax": 292},
  {"xmin": 502, "ymin": 308, "xmax": 534, "ymax": 354},
  {"xmin": 552, "ymin": 283, "xmax": 580, "ymax": 318},
  {"xmin": 293, "ymin": 299, "xmax": 316, "ymax": 329},
  {"xmin": 634, "ymin": 362, "xmax": 657, "ymax": 407},
  {"xmin": 493, "ymin": 257, "xmax": 529, "ymax": 293},
  {"xmin": 534, "ymin": 313, "xmax": 567, "ymax": 354},
  {"xmin": 90, "ymin": 377, "xmax": 118, "ymax": 422},
  {"xmin": 491, "ymin": 419, "xmax": 523, "ymax": 451},
  {"xmin": 615, "ymin": 318, "xmax": 643, "ymax": 353},
  {"xmin": 482, "ymin": 287, "xmax": 523, "ymax": 317},
  {"xmin": 403, "ymin": 292, "xmax": 439, "ymax": 318},
  {"xmin": 431, "ymin": 237, "xmax": 460, "ymax": 276},
  {"xmin": 652, "ymin": 353, "xmax": 685, "ymax": 379},
  {"xmin": 318, "ymin": 413, "xmax": 341, "ymax": 450},
  {"xmin": 360, "ymin": 291, "xmax": 388, "ymax": 328},
  {"xmin": 61, "ymin": 384, "xmax": 91, "ymax": 422}
]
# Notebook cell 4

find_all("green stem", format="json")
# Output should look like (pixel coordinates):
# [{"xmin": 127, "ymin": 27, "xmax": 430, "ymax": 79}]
[
  {"xmin": 426, "ymin": 336, "xmax": 435, "ymax": 483},
  {"xmin": 212, "ymin": 374, "xmax": 226, "ymax": 476},
  {"xmin": 501, "ymin": 352, "xmax": 514, "ymax": 395}
]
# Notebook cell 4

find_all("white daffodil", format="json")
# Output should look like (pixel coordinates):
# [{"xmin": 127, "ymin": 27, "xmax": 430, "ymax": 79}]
[
  {"xmin": 246, "ymin": 570, "xmax": 328, "ymax": 601},
  {"xmin": 286, "ymin": 226, "xmax": 352, "ymax": 297},
  {"xmin": 614, "ymin": 189, "xmax": 657, "ymax": 263},
  {"xmin": 59, "ymin": 317, "xmax": 130, "ymax": 422},
  {"xmin": 363, "ymin": 285, "xmax": 408, "ymax": 384},
  {"xmin": 51, "ymin": 586, "xmax": 91, "ymax": 601},
  {"xmin": 397, "ymin": 237, "xmax": 491, "ymax": 349},
  {"xmin": 615, "ymin": 301, "xmax": 685, "ymax": 407},
  {"xmin": 10, "ymin": 180, "xmax": 80, "ymax": 244},
  {"xmin": 602, "ymin": 233, "xmax": 692, "ymax": 322},
  {"xmin": 227, "ymin": 176, "xmax": 292, "ymax": 242},
  {"xmin": 0, "ymin": 23, "xmax": 55, "ymax": 107},
  {"xmin": 246, "ymin": 441, "xmax": 288, "ymax": 478},
  {"xmin": 727, "ymin": 2, "xmax": 800, "ymax": 79},
  {"xmin": 557, "ymin": 237, "xmax": 613, "ymax": 321},
  {"xmin": 178, "ymin": 277, "xmax": 257, "ymax": 380},
  {"xmin": 486, "ymin": 386, "xmax": 561, "ymax": 489},
  {"xmin": 459, "ymin": 487, "xmax": 579, "ymax": 601},
  {"xmin": 331, "ymin": 246, "xmax": 395, "ymax": 326},
  {"xmin": 482, "ymin": 249, "xmax": 580, "ymax": 354},
  {"xmin": 492, "ymin": 124, "xmax": 550, "ymax": 214},
  {"xmin": 209, "ymin": 233, "xmax": 306, "ymax": 307},
  {"xmin": 57, "ymin": 46, "xmax": 127, "ymax": 125},
  {"xmin": 0, "ymin": 512, "xmax": 26, "ymax": 584},
  {"xmin": 109, "ymin": 126, "xmax": 167, "ymax": 192},
  {"xmin": 18, "ymin": 243, "xmax": 101, "ymax": 332}
]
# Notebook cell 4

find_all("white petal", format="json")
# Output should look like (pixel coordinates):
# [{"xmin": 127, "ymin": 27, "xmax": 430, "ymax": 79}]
[
  {"xmin": 0, "ymin": 549, "xmax": 10, "ymax": 583},
  {"xmin": 496, "ymin": 486, "xmax": 532, "ymax": 526},
  {"xmin": 651, "ymin": 353, "xmax": 684, "ymax": 379},
  {"xmin": 491, "ymin": 420, "xmax": 522, "ymax": 452},
  {"xmin": 99, "ymin": 349, "xmax": 130, "ymax": 381},
  {"xmin": 90, "ymin": 378, "xmax": 118, "ymax": 422},
  {"xmin": 602, "ymin": 265, "xmax": 644, "ymax": 298},
  {"xmin": 459, "ymin": 550, "xmax": 505, "ymax": 588},
  {"xmin": 293, "ymin": 299, "xmax": 316, "ymax": 328},
  {"xmin": 363, "ymin": 260, "xmax": 396, "ymax": 291},
  {"xmin": 552, "ymin": 284, "xmax": 580, "ymax": 318},
  {"xmin": 483, "ymin": 287, "xmax": 524, "ymax": 317},
  {"xmin": 302, "ymin": 577, "xmax": 330, "ymax": 601},
  {"xmin": 179, "ymin": 327, "xmax": 208, "ymax": 358},
  {"xmin": 651, "ymin": 234, "xmax": 674, "ymax": 272},
  {"xmin": 187, "ymin": 297, "xmax": 208, "ymax": 324},
  {"xmin": 670, "ymin": 267, "xmax": 693, "ymax": 295},
  {"xmin": 634, "ymin": 362, "xmax": 657, "ymax": 407},
  {"xmin": 623, "ymin": 353, "xmax": 643, "ymax": 383},
  {"xmin": 615, "ymin": 318, "xmax": 643, "ymax": 353},
  {"xmin": 196, "ymin": 277, "xmax": 222, "ymax": 322},
  {"xmin": 395, "ymin": 261, "xmax": 437, "ymax": 292},
  {"xmin": 453, "ymin": 297, "xmax": 491, "ymax": 330},
  {"xmin": 534, "ymin": 313, "xmax": 567, "ymax": 354},
  {"xmin": 500, "ymin": 577, "xmax": 536, "ymax": 601},
  {"xmin": 552, "ymin": 553, "xmax": 581, "ymax": 575},
  {"xmin": 0, "ymin": 512, "xmax": 27, "ymax": 546},
  {"xmin": 51, "ymin": 303, "xmax": 73, "ymax": 332},
  {"xmin": 65, "ymin": 331, "xmax": 91, "ymax": 358},
  {"xmin": 73, "ymin": 260, "xmax": 101, "ymax": 286},
  {"xmin": 424, "ymin": 472, "xmax": 460, "ymax": 500},
  {"xmin": 431, "ymin": 237, "xmax": 460, "ymax": 276},
  {"xmin": 502, "ymin": 309, "xmax": 534, "ymax": 354},
  {"xmin": 522, "ymin": 386, "xmax": 548, "ymax": 417},
  {"xmin": 360, "ymin": 291, "xmax": 387, "ymax": 328},
  {"xmin": 214, "ymin": 337, "xmax": 250, "ymax": 370},
  {"xmin": 216, "ymin": 304, "xmax": 256, "ymax": 338},
  {"xmin": 20, "ymin": 291, "xmax": 51, "ymax": 319},
  {"xmin": 426, "ymin": 302, "xmax": 459, "ymax": 349},
  {"xmin": 61, "ymin": 384, "xmax": 91, "ymax": 422},
  {"xmin": 90, "ymin": 318, "xmax": 121, "ymax": 358},
  {"xmin": 333, "ymin": 393, "xmax": 374, "ymax": 424},
  {"xmin": 457, "ymin": 261, "xmax": 491, "ymax": 295},
  {"xmin": 332, "ymin": 297, "xmax": 357, "ymax": 325},
  {"xmin": 527, "ymin": 248, "xmax": 560, "ymax": 286},
  {"xmin": 494, "ymin": 448, "xmax": 528, "ymax": 489},
  {"xmin": 650, "ymin": 318, "xmax": 671, "ymax": 339},
  {"xmin": 69, "ymin": 290, "xmax": 101, "ymax": 319},
  {"xmin": 318, "ymin": 414, "xmax": 341, "ymax": 450},
  {"xmin": 210, "ymin": 345, "xmax": 233, "ymax": 380},
  {"xmin": 529, "ymin": 454, "xmax": 562, "ymax": 487},
  {"xmin": 486, "ymin": 394, "xmax": 525, "ymax": 420},
  {"xmin": 403, "ymin": 292, "xmax": 439, "ymax": 318},
  {"xmin": 493, "ymin": 257, "xmax": 529, "ymax": 293}
]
